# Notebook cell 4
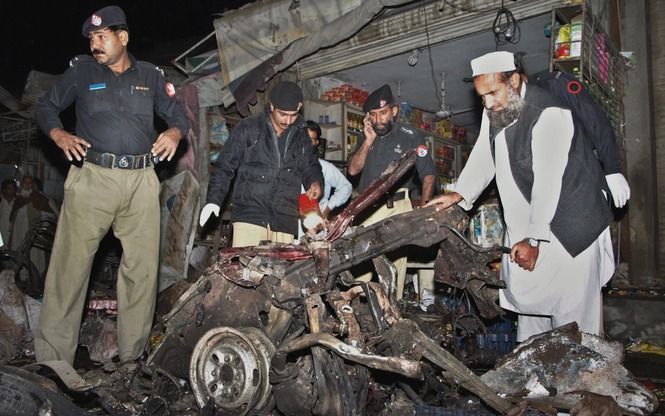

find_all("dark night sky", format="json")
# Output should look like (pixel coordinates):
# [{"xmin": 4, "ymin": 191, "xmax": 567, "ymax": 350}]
[{"xmin": 2, "ymin": 1, "xmax": 251, "ymax": 97}]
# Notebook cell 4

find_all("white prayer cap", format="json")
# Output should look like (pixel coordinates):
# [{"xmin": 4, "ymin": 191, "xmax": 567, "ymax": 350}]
[{"xmin": 471, "ymin": 51, "xmax": 516, "ymax": 76}]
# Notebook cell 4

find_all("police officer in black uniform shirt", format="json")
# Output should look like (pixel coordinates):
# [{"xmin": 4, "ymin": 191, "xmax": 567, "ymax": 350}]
[
  {"xmin": 34, "ymin": 5, "xmax": 189, "ymax": 368},
  {"xmin": 349, "ymin": 85, "xmax": 436, "ymax": 200},
  {"xmin": 347, "ymin": 84, "xmax": 436, "ymax": 300}
]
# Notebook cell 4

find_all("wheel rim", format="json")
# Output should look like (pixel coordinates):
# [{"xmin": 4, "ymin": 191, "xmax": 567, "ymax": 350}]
[{"xmin": 189, "ymin": 327, "xmax": 274, "ymax": 415}]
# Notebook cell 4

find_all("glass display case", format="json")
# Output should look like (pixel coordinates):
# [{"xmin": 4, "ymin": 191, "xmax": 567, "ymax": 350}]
[
  {"xmin": 423, "ymin": 134, "xmax": 461, "ymax": 191},
  {"xmin": 303, "ymin": 99, "xmax": 365, "ymax": 163}
]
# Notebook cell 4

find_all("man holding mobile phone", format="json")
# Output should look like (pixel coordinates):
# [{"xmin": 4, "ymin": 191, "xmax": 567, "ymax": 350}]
[{"xmin": 347, "ymin": 84, "xmax": 436, "ymax": 301}]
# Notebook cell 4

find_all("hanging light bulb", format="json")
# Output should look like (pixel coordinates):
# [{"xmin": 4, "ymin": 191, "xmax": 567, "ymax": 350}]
[{"xmin": 407, "ymin": 49, "xmax": 419, "ymax": 66}]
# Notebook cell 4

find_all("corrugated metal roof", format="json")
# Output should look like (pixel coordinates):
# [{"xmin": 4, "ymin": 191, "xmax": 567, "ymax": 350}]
[{"xmin": 293, "ymin": 0, "xmax": 563, "ymax": 79}]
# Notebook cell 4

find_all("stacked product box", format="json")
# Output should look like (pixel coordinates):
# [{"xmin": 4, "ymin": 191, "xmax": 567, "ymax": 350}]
[{"xmin": 320, "ymin": 84, "xmax": 369, "ymax": 107}]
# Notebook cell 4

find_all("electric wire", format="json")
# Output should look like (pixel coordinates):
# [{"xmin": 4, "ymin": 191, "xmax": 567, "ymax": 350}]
[
  {"xmin": 493, "ymin": 0, "xmax": 521, "ymax": 47},
  {"xmin": 421, "ymin": 3, "xmax": 443, "ymax": 111}
]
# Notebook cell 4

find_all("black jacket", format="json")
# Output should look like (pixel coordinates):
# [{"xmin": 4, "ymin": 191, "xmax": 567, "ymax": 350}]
[{"xmin": 206, "ymin": 109, "xmax": 323, "ymax": 235}]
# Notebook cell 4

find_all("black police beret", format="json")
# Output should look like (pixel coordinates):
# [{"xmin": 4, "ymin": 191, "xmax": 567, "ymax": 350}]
[
  {"xmin": 81, "ymin": 5, "xmax": 127, "ymax": 37},
  {"xmin": 362, "ymin": 84, "xmax": 394, "ymax": 113},
  {"xmin": 269, "ymin": 81, "xmax": 303, "ymax": 111}
]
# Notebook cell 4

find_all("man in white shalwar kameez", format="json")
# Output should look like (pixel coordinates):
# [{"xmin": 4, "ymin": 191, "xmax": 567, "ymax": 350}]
[{"xmin": 427, "ymin": 51, "xmax": 619, "ymax": 341}]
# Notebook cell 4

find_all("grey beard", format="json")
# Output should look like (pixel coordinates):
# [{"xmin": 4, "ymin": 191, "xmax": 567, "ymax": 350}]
[
  {"xmin": 372, "ymin": 118, "xmax": 394, "ymax": 136},
  {"xmin": 488, "ymin": 90, "xmax": 524, "ymax": 130}
]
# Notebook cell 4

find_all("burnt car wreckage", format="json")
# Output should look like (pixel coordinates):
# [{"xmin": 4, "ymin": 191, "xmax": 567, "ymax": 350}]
[
  {"xmin": 148, "ymin": 150, "xmax": 512, "ymax": 415},
  {"xmin": 1, "ymin": 150, "xmax": 657, "ymax": 415}
]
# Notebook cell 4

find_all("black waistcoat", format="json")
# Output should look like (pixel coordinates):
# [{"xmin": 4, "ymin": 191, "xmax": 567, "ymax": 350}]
[{"xmin": 490, "ymin": 84, "xmax": 612, "ymax": 257}]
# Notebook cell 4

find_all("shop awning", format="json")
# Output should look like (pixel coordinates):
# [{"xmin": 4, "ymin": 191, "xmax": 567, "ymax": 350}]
[
  {"xmin": 212, "ymin": 0, "xmax": 561, "ymax": 114},
  {"xmin": 214, "ymin": 0, "xmax": 414, "ymax": 114}
]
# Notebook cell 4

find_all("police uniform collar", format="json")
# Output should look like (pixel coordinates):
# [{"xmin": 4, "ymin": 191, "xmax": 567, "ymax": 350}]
[
  {"xmin": 112, "ymin": 53, "xmax": 138, "ymax": 74},
  {"xmin": 82, "ymin": 52, "xmax": 136, "ymax": 74},
  {"xmin": 121, "ymin": 53, "xmax": 137, "ymax": 71}
]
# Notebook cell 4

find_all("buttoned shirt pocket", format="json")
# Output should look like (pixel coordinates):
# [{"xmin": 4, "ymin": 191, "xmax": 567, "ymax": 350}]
[
  {"xmin": 80, "ymin": 88, "xmax": 114, "ymax": 115},
  {"xmin": 127, "ymin": 90, "xmax": 155, "ymax": 116}
]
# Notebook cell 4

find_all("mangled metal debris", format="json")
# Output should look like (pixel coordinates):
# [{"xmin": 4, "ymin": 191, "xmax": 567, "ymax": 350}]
[
  {"xmin": 0, "ymin": 364, "xmax": 88, "ymax": 416},
  {"xmin": 481, "ymin": 322, "xmax": 658, "ymax": 415},
  {"xmin": 146, "ymin": 151, "xmax": 513, "ymax": 414},
  {"xmin": 0, "ymin": 269, "xmax": 41, "ymax": 362},
  {"xmin": 1, "ymin": 150, "xmax": 657, "ymax": 415}
]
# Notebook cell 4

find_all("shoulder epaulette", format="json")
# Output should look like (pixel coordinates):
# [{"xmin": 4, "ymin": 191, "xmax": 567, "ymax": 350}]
[
  {"xmin": 69, "ymin": 55, "xmax": 96, "ymax": 67},
  {"xmin": 137, "ymin": 60, "xmax": 165, "ymax": 77},
  {"xmin": 400, "ymin": 126, "xmax": 414, "ymax": 135}
]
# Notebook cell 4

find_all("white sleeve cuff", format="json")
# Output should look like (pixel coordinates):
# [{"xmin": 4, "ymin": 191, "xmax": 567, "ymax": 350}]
[{"xmin": 457, "ymin": 191, "xmax": 475, "ymax": 211}]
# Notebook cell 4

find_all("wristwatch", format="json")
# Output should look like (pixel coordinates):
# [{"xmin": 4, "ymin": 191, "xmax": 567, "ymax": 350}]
[
  {"xmin": 524, "ymin": 238, "xmax": 550, "ymax": 248},
  {"xmin": 525, "ymin": 238, "xmax": 540, "ymax": 248}
]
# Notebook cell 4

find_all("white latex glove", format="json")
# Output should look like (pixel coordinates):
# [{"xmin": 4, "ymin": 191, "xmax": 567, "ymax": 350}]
[
  {"xmin": 199, "ymin": 203, "xmax": 220, "ymax": 226},
  {"xmin": 605, "ymin": 173, "xmax": 630, "ymax": 208}
]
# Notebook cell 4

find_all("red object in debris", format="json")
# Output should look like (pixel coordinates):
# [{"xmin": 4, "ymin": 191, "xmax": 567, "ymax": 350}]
[
  {"xmin": 298, "ymin": 194, "xmax": 319, "ymax": 216},
  {"xmin": 87, "ymin": 297, "xmax": 118, "ymax": 311},
  {"xmin": 299, "ymin": 193, "xmax": 323, "ymax": 229}
]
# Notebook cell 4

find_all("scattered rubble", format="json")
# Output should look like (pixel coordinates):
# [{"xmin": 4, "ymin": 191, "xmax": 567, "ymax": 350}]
[
  {"xmin": 481, "ymin": 322, "xmax": 658, "ymax": 415},
  {"xmin": 0, "ymin": 151, "xmax": 659, "ymax": 415}
]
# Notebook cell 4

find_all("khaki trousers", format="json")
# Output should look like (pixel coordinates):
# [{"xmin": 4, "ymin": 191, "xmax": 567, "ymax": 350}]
[
  {"xmin": 355, "ymin": 190, "xmax": 412, "ymax": 300},
  {"xmin": 232, "ymin": 222, "xmax": 294, "ymax": 247},
  {"xmin": 35, "ymin": 163, "xmax": 160, "ymax": 365},
  {"xmin": 418, "ymin": 269, "xmax": 435, "ymax": 292}
]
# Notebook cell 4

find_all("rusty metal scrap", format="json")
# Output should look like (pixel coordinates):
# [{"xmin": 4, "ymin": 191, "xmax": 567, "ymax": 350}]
[
  {"xmin": 148, "ymin": 200, "xmax": 508, "ymax": 415},
  {"xmin": 325, "ymin": 149, "xmax": 417, "ymax": 241},
  {"xmin": 382, "ymin": 319, "xmax": 514, "ymax": 414},
  {"xmin": 336, "ymin": 282, "xmax": 401, "ymax": 327},
  {"xmin": 434, "ymin": 225, "xmax": 506, "ymax": 319},
  {"xmin": 278, "ymin": 332, "xmax": 422, "ymax": 379},
  {"xmin": 22, "ymin": 148, "xmax": 650, "ymax": 416},
  {"xmin": 273, "ymin": 205, "xmax": 473, "ymax": 310},
  {"xmin": 146, "ymin": 150, "xmax": 524, "ymax": 415}
]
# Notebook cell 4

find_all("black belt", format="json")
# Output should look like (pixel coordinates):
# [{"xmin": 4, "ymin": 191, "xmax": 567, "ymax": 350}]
[{"xmin": 85, "ymin": 150, "xmax": 153, "ymax": 170}]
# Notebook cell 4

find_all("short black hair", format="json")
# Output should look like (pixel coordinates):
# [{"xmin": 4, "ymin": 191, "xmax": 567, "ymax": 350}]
[
  {"xmin": 306, "ymin": 120, "xmax": 321, "ymax": 139},
  {"xmin": 1, "ymin": 179, "xmax": 16, "ymax": 192}
]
